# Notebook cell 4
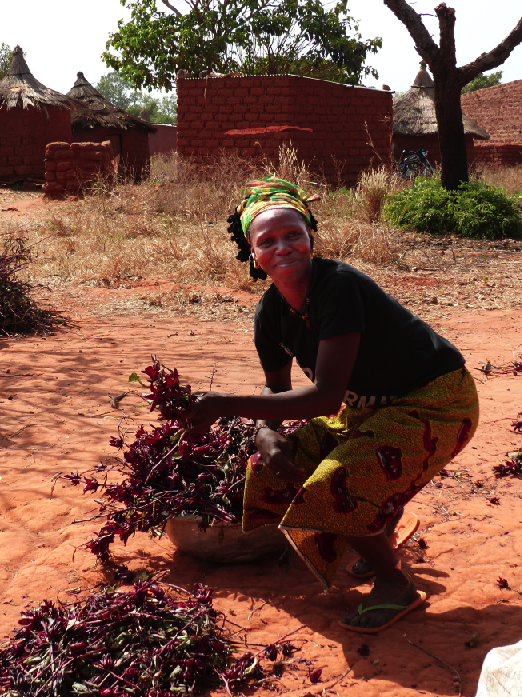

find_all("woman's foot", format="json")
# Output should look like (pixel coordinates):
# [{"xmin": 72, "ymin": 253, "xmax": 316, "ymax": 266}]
[
  {"xmin": 340, "ymin": 570, "xmax": 422, "ymax": 632},
  {"xmin": 348, "ymin": 508, "xmax": 404, "ymax": 579}
]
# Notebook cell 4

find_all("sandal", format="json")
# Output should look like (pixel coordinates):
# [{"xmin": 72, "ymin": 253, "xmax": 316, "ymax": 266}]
[{"xmin": 338, "ymin": 590, "xmax": 427, "ymax": 633}]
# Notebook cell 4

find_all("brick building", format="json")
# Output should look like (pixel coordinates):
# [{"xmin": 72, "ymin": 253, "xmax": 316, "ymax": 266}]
[
  {"xmin": 176, "ymin": 74, "xmax": 393, "ymax": 187},
  {"xmin": 461, "ymin": 80, "xmax": 522, "ymax": 167},
  {"xmin": 393, "ymin": 61, "xmax": 489, "ymax": 166},
  {"xmin": 67, "ymin": 73, "xmax": 156, "ymax": 181},
  {"xmin": 0, "ymin": 46, "xmax": 74, "ymax": 182}
]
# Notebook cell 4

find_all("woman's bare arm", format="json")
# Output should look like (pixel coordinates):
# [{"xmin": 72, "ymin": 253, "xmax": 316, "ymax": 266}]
[{"xmin": 183, "ymin": 333, "xmax": 360, "ymax": 432}]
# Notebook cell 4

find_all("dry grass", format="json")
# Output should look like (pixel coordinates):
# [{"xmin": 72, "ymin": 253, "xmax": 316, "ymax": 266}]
[
  {"xmin": 1, "ymin": 146, "xmax": 488, "ymax": 295},
  {"xmin": 478, "ymin": 165, "xmax": 522, "ymax": 196},
  {"xmin": 353, "ymin": 166, "xmax": 405, "ymax": 223}
]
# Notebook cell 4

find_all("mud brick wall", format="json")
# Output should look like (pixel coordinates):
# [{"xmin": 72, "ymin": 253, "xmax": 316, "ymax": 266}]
[
  {"xmin": 149, "ymin": 124, "xmax": 177, "ymax": 156},
  {"xmin": 43, "ymin": 141, "xmax": 114, "ymax": 197},
  {"xmin": 72, "ymin": 127, "xmax": 151, "ymax": 181},
  {"xmin": 0, "ymin": 105, "xmax": 71, "ymax": 181},
  {"xmin": 177, "ymin": 75, "xmax": 392, "ymax": 186},
  {"xmin": 461, "ymin": 80, "xmax": 522, "ymax": 144},
  {"xmin": 470, "ymin": 142, "xmax": 522, "ymax": 168}
]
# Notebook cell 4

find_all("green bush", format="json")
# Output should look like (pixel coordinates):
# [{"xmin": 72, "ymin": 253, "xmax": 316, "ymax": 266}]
[{"xmin": 384, "ymin": 177, "xmax": 522, "ymax": 239}]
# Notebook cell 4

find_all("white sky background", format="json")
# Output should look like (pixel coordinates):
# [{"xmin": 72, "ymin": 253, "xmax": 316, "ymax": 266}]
[{"xmin": 1, "ymin": 0, "xmax": 521, "ymax": 97}]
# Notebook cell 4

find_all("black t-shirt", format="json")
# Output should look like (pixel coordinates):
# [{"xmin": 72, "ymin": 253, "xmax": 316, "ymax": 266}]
[{"xmin": 254, "ymin": 258, "xmax": 464, "ymax": 407}]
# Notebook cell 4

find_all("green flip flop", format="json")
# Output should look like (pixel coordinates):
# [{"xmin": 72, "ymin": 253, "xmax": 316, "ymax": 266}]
[{"xmin": 338, "ymin": 591, "xmax": 427, "ymax": 633}]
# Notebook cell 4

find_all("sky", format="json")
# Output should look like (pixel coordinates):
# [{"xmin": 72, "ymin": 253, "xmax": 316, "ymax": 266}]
[{"xmin": 2, "ymin": 0, "xmax": 521, "ymax": 97}]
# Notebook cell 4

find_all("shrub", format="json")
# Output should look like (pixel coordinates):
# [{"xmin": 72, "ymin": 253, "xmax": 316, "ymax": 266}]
[
  {"xmin": 0, "ymin": 236, "xmax": 66, "ymax": 336},
  {"xmin": 384, "ymin": 177, "xmax": 522, "ymax": 239}
]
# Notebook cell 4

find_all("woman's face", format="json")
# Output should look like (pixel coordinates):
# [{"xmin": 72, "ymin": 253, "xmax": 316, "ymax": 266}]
[{"xmin": 248, "ymin": 208, "xmax": 311, "ymax": 282}]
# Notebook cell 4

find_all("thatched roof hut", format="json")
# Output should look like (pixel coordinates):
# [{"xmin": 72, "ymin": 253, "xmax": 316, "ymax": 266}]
[
  {"xmin": 0, "ymin": 46, "xmax": 76, "ymax": 112},
  {"xmin": 66, "ymin": 72, "xmax": 154, "ymax": 180},
  {"xmin": 0, "ymin": 46, "xmax": 73, "ymax": 181},
  {"xmin": 393, "ymin": 61, "xmax": 489, "ymax": 163},
  {"xmin": 67, "ymin": 72, "xmax": 156, "ymax": 133}
]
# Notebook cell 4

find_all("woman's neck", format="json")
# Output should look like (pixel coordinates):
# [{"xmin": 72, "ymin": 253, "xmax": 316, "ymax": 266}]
[{"xmin": 273, "ymin": 260, "xmax": 313, "ymax": 311}]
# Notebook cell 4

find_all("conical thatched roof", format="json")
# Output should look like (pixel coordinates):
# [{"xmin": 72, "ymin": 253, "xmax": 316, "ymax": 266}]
[
  {"xmin": 394, "ymin": 61, "xmax": 490, "ymax": 140},
  {"xmin": 0, "ymin": 46, "xmax": 76, "ymax": 111},
  {"xmin": 67, "ymin": 72, "xmax": 156, "ymax": 132}
]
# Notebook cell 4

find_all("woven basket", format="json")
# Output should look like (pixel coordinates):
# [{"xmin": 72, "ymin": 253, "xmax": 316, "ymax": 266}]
[{"xmin": 165, "ymin": 516, "xmax": 287, "ymax": 563}]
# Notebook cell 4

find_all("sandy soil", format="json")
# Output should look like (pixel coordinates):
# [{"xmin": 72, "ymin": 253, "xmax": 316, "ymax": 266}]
[{"xmin": 1, "ymin": 195, "xmax": 522, "ymax": 697}]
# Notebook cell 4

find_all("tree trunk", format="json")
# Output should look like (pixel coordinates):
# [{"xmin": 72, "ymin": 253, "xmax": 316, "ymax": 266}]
[
  {"xmin": 431, "ymin": 4, "xmax": 467, "ymax": 190},
  {"xmin": 432, "ymin": 71, "xmax": 468, "ymax": 190}
]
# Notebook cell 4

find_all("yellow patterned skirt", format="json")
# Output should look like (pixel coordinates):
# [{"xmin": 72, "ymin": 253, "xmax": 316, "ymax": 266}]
[{"xmin": 243, "ymin": 367, "xmax": 479, "ymax": 588}]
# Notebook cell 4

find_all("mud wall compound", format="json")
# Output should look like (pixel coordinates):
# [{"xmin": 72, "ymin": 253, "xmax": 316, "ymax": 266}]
[
  {"xmin": 177, "ymin": 75, "xmax": 392, "ymax": 186},
  {"xmin": 149, "ymin": 124, "xmax": 177, "ymax": 157},
  {"xmin": 0, "ymin": 105, "xmax": 71, "ymax": 181},
  {"xmin": 43, "ymin": 141, "xmax": 114, "ymax": 197},
  {"xmin": 470, "ymin": 142, "xmax": 522, "ymax": 168},
  {"xmin": 71, "ymin": 127, "xmax": 150, "ymax": 181},
  {"xmin": 462, "ymin": 81, "xmax": 522, "ymax": 167}
]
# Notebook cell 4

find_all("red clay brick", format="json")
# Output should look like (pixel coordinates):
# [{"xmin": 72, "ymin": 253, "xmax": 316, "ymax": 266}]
[{"xmin": 280, "ymin": 87, "xmax": 299, "ymax": 97}]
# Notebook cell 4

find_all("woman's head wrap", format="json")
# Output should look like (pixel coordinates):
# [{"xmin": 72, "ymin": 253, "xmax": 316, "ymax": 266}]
[
  {"xmin": 237, "ymin": 176, "xmax": 319, "ymax": 237},
  {"xmin": 227, "ymin": 176, "xmax": 319, "ymax": 281}
]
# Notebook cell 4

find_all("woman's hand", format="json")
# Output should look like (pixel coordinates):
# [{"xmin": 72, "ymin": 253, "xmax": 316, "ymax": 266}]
[
  {"xmin": 182, "ymin": 392, "xmax": 227, "ymax": 433},
  {"xmin": 255, "ymin": 428, "xmax": 306, "ymax": 482}
]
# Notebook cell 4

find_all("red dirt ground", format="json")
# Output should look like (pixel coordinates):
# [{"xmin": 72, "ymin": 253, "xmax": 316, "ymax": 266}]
[
  {"xmin": 1, "ymin": 285, "xmax": 521, "ymax": 697},
  {"xmin": 1, "ymin": 189, "xmax": 522, "ymax": 696}
]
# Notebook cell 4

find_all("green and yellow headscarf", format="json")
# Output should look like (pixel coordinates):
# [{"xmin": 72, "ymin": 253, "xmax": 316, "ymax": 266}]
[{"xmin": 237, "ymin": 176, "xmax": 319, "ymax": 237}]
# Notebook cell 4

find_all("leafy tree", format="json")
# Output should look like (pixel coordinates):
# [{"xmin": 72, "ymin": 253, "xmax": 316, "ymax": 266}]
[
  {"xmin": 103, "ymin": 0, "xmax": 381, "ymax": 90},
  {"xmin": 127, "ymin": 94, "xmax": 178, "ymax": 123},
  {"xmin": 96, "ymin": 71, "xmax": 137, "ymax": 110},
  {"xmin": 461, "ymin": 70, "xmax": 502, "ymax": 94},
  {"xmin": 384, "ymin": 1, "xmax": 522, "ymax": 190},
  {"xmin": 96, "ymin": 71, "xmax": 177, "ymax": 123},
  {"xmin": 0, "ymin": 43, "xmax": 12, "ymax": 81}
]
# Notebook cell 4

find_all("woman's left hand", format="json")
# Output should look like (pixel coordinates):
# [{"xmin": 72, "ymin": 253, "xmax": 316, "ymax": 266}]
[{"xmin": 181, "ymin": 392, "xmax": 228, "ymax": 432}]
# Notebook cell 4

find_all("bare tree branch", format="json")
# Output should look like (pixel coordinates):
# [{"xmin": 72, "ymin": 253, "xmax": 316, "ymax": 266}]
[
  {"xmin": 383, "ymin": 0, "xmax": 439, "ymax": 64},
  {"xmin": 459, "ymin": 14, "xmax": 522, "ymax": 85},
  {"xmin": 161, "ymin": 0, "xmax": 182, "ymax": 17},
  {"xmin": 435, "ymin": 4, "xmax": 456, "ymax": 69}
]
